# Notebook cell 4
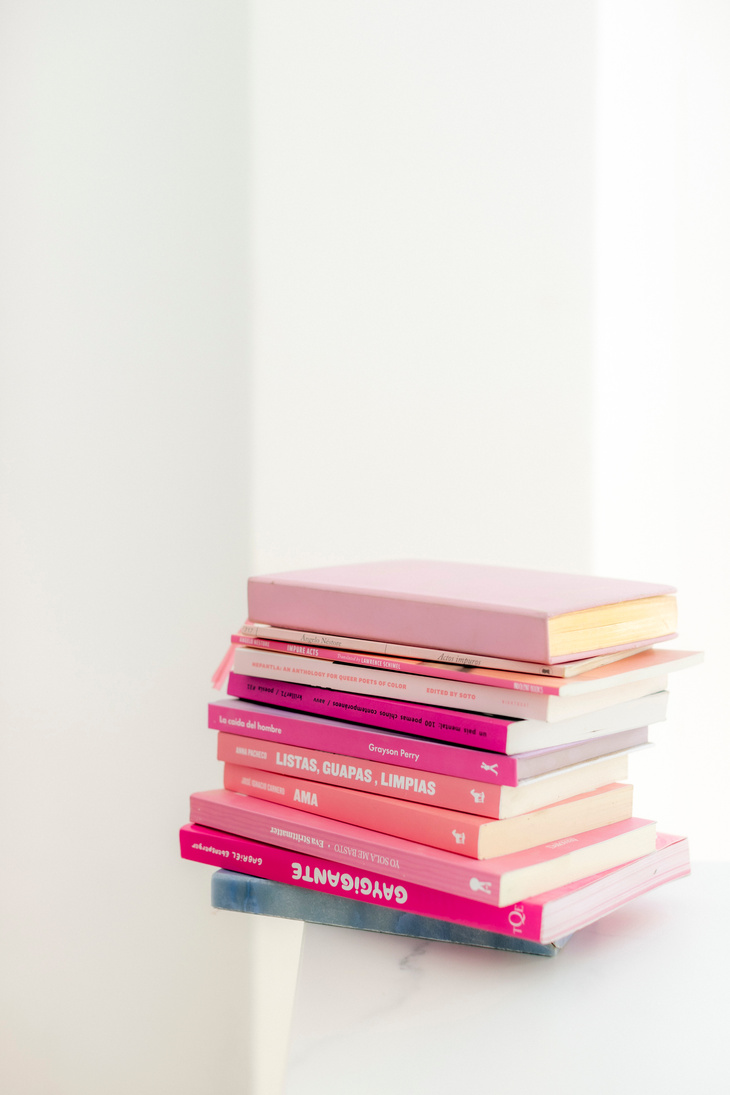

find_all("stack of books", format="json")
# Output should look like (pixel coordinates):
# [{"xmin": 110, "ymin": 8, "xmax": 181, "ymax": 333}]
[{"xmin": 181, "ymin": 560, "xmax": 700, "ymax": 955}]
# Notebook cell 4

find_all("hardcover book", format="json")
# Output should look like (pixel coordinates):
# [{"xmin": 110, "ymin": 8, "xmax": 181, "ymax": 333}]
[
  {"xmin": 226, "ymin": 674, "xmax": 667, "ymax": 755},
  {"xmin": 180, "ymin": 823, "xmax": 689, "ymax": 943},
  {"xmin": 222, "ymin": 765, "xmax": 633, "ymax": 858},
  {"xmin": 232, "ymin": 645, "xmax": 668, "ymax": 723},
  {"xmin": 217, "ymin": 730, "xmax": 633, "ymax": 818},
  {"xmin": 189, "ymin": 788, "xmax": 657, "ymax": 907},
  {"xmin": 210, "ymin": 868, "xmax": 573, "ymax": 955},
  {"xmin": 247, "ymin": 559, "xmax": 677, "ymax": 663}
]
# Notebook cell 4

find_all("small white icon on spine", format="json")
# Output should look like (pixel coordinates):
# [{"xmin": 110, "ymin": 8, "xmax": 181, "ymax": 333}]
[
  {"xmin": 452, "ymin": 830, "xmax": 466, "ymax": 844},
  {"xmin": 469, "ymin": 789, "xmax": 485, "ymax": 803},
  {"xmin": 480, "ymin": 762, "xmax": 498, "ymax": 774},
  {"xmin": 469, "ymin": 877, "xmax": 492, "ymax": 893}
]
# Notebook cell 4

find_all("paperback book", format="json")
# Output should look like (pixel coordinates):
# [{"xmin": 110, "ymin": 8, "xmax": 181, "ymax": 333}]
[
  {"xmin": 232, "ymin": 646, "xmax": 668, "ymax": 723},
  {"xmin": 238, "ymin": 620, "xmax": 652, "ymax": 677},
  {"xmin": 236, "ymin": 635, "xmax": 700, "ymax": 697},
  {"xmin": 180, "ymin": 823, "xmax": 689, "ymax": 943},
  {"xmin": 217, "ymin": 729, "xmax": 633, "ymax": 817},
  {"xmin": 190, "ymin": 788, "xmax": 657, "ymax": 907},
  {"xmin": 222, "ymin": 766, "xmax": 633, "ymax": 858},
  {"xmin": 210, "ymin": 868, "xmax": 573, "ymax": 955},
  {"xmin": 225, "ymin": 675, "xmax": 668, "ymax": 755}
]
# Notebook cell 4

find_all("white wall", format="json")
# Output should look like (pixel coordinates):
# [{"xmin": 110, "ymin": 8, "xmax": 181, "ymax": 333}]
[
  {"xmin": 0, "ymin": 4, "xmax": 254, "ymax": 1093},
  {"xmin": 250, "ymin": 0, "xmax": 597, "ymax": 577},
  {"xmin": 593, "ymin": 0, "xmax": 730, "ymax": 858}
]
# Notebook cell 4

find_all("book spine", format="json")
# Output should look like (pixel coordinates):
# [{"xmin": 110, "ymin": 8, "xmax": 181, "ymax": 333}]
[
  {"xmin": 233, "ymin": 646, "xmax": 549, "ymax": 719},
  {"xmin": 236, "ymin": 635, "xmax": 562, "ymax": 695},
  {"xmin": 225, "ymin": 673, "xmax": 513, "ymax": 755},
  {"xmin": 223, "ymin": 763, "xmax": 486, "ymax": 857},
  {"xmin": 210, "ymin": 697, "xmax": 519, "ymax": 784},
  {"xmin": 179, "ymin": 824, "xmax": 547, "ymax": 940},
  {"xmin": 189, "ymin": 788, "xmax": 653, "ymax": 907},
  {"xmin": 217, "ymin": 732, "xmax": 505, "ymax": 815},
  {"xmin": 237, "ymin": 621, "xmax": 575, "ymax": 676}
]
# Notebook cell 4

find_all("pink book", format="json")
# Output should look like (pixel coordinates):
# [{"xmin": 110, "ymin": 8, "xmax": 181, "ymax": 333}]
[
  {"xmin": 189, "ymin": 788, "xmax": 657, "ymax": 907},
  {"xmin": 210, "ymin": 696, "xmax": 652, "ymax": 786},
  {"xmin": 226, "ymin": 673, "xmax": 667, "ymax": 754},
  {"xmin": 180, "ymin": 824, "xmax": 689, "ymax": 943},
  {"xmin": 222, "ymin": 765, "xmax": 633, "ymax": 858},
  {"xmin": 247, "ymin": 560, "xmax": 677, "ymax": 664},
  {"xmin": 217, "ymin": 731, "xmax": 632, "ymax": 818},
  {"xmin": 232, "ymin": 645, "xmax": 668, "ymax": 722},
  {"xmin": 236, "ymin": 636, "xmax": 701, "ymax": 697},
  {"xmin": 238, "ymin": 620, "xmax": 654, "ymax": 677}
]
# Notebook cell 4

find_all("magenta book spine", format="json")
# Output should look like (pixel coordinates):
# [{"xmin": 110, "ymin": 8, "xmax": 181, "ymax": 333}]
[
  {"xmin": 236, "ymin": 635, "xmax": 562, "ymax": 695},
  {"xmin": 226, "ymin": 673, "xmax": 513, "ymax": 754},
  {"xmin": 180, "ymin": 823, "xmax": 546, "ymax": 940},
  {"xmin": 210, "ymin": 696, "xmax": 519, "ymax": 784}
]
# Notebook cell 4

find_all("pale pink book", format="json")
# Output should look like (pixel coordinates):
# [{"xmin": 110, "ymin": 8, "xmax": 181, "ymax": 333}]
[
  {"xmin": 247, "ymin": 559, "xmax": 677, "ymax": 664},
  {"xmin": 236, "ymin": 635, "xmax": 701, "ymax": 696},
  {"xmin": 233, "ymin": 645, "xmax": 668, "ymax": 723},
  {"xmin": 217, "ymin": 730, "xmax": 632, "ymax": 818},
  {"xmin": 180, "ymin": 824, "xmax": 689, "ymax": 942},
  {"xmin": 189, "ymin": 788, "xmax": 657, "ymax": 907},
  {"xmin": 223, "ymin": 764, "xmax": 633, "ymax": 858}
]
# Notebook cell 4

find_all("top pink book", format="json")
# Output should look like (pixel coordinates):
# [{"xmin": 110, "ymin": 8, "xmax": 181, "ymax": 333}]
[{"xmin": 247, "ymin": 560, "xmax": 677, "ymax": 665}]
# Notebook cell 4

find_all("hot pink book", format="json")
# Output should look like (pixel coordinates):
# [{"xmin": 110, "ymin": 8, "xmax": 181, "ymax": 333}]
[
  {"xmin": 180, "ymin": 824, "xmax": 688, "ymax": 942},
  {"xmin": 189, "ymin": 788, "xmax": 657, "ymax": 907},
  {"xmin": 210, "ymin": 696, "xmax": 651, "ymax": 786},
  {"xmin": 236, "ymin": 636, "xmax": 700, "ymax": 696},
  {"xmin": 232, "ymin": 645, "xmax": 668, "ymax": 722},
  {"xmin": 217, "ymin": 731, "xmax": 632, "ymax": 818},
  {"xmin": 226, "ymin": 673, "xmax": 667, "ymax": 755},
  {"xmin": 247, "ymin": 560, "xmax": 677, "ymax": 664},
  {"xmin": 222, "ymin": 765, "xmax": 633, "ymax": 858}
]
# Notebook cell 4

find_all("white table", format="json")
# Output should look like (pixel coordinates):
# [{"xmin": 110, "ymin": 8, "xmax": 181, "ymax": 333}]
[{"xmin": 282, "ymin": 864, "xmax": 729, "ymax": 1094}]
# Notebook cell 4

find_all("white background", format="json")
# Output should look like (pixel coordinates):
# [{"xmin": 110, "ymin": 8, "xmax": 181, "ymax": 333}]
[{"xmin": 1, "ymin": 3, "xmax": 728, "ymax": 1094}]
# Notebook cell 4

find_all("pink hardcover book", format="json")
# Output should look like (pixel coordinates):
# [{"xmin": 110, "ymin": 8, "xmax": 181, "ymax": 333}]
[
  {"xmin": 222, "ymin": 765, "xmax": 633, "ymax": 858},
  {"xmin": 232, "ymin": 645, "xmax": 668, "ymax": 723},
  {"xmin": 210, "ymin": 697, "xmax": 651, "ymax": 786},
  {"xmin": 180, "ymin": 824, "xmax": 689, "ymax": 942},
  {"xmin": 236, "ymin": 636, "xmax": 701, "ymax": 697},
  {"xmin": 247, "ymin": 560, "xmax": 677, "ymax": 664},
  {"xmin": 189, "ymin": 788, "xmax": 657, "ymax": 907},
  {"xmin": 226, "ymin": 674, "xmax": 667, "ymax": 755},
  {"xmin": 217, "ymin": 731, "xmax": 632, "ymax": 818}
]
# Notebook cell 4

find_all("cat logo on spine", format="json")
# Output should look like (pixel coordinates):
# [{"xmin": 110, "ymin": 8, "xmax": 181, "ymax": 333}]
[
  {"xmin": 480, "ymin": 762, "xmax": 498, "ymax": 775},
  {"xmin": 469, "ymin": 877, "xmax": 492, "ymax": 894}
]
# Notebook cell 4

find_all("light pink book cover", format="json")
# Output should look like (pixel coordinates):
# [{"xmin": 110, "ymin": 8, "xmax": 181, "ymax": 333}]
[
  {"xmin": 210, "ymin": 696, "xmax": 651, "ymax": 785},
  {"xmin": 222, "ymin": 764, "xmax": 633, "ymax": 858},
  {"xmin": 247, "ymin": 560, "xmax": 677, "ymax": 664},
  {"xmin": 189, "ymin": 788, "xmax": 656, "ymax": 906},
  {"xmin": 232, "ymin": 645, "xmax": 668, "ymax": 722},
  {"xmin": 180, "ymin": 824, "xmax": 688, "ymax": 942},
  {"xmin": 217, "ymin": 731, "xmax": 631, "ymax": 817},
  {"xmin": 236, "ymin": 636, "xmax": 700, "ymax": 696}
]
